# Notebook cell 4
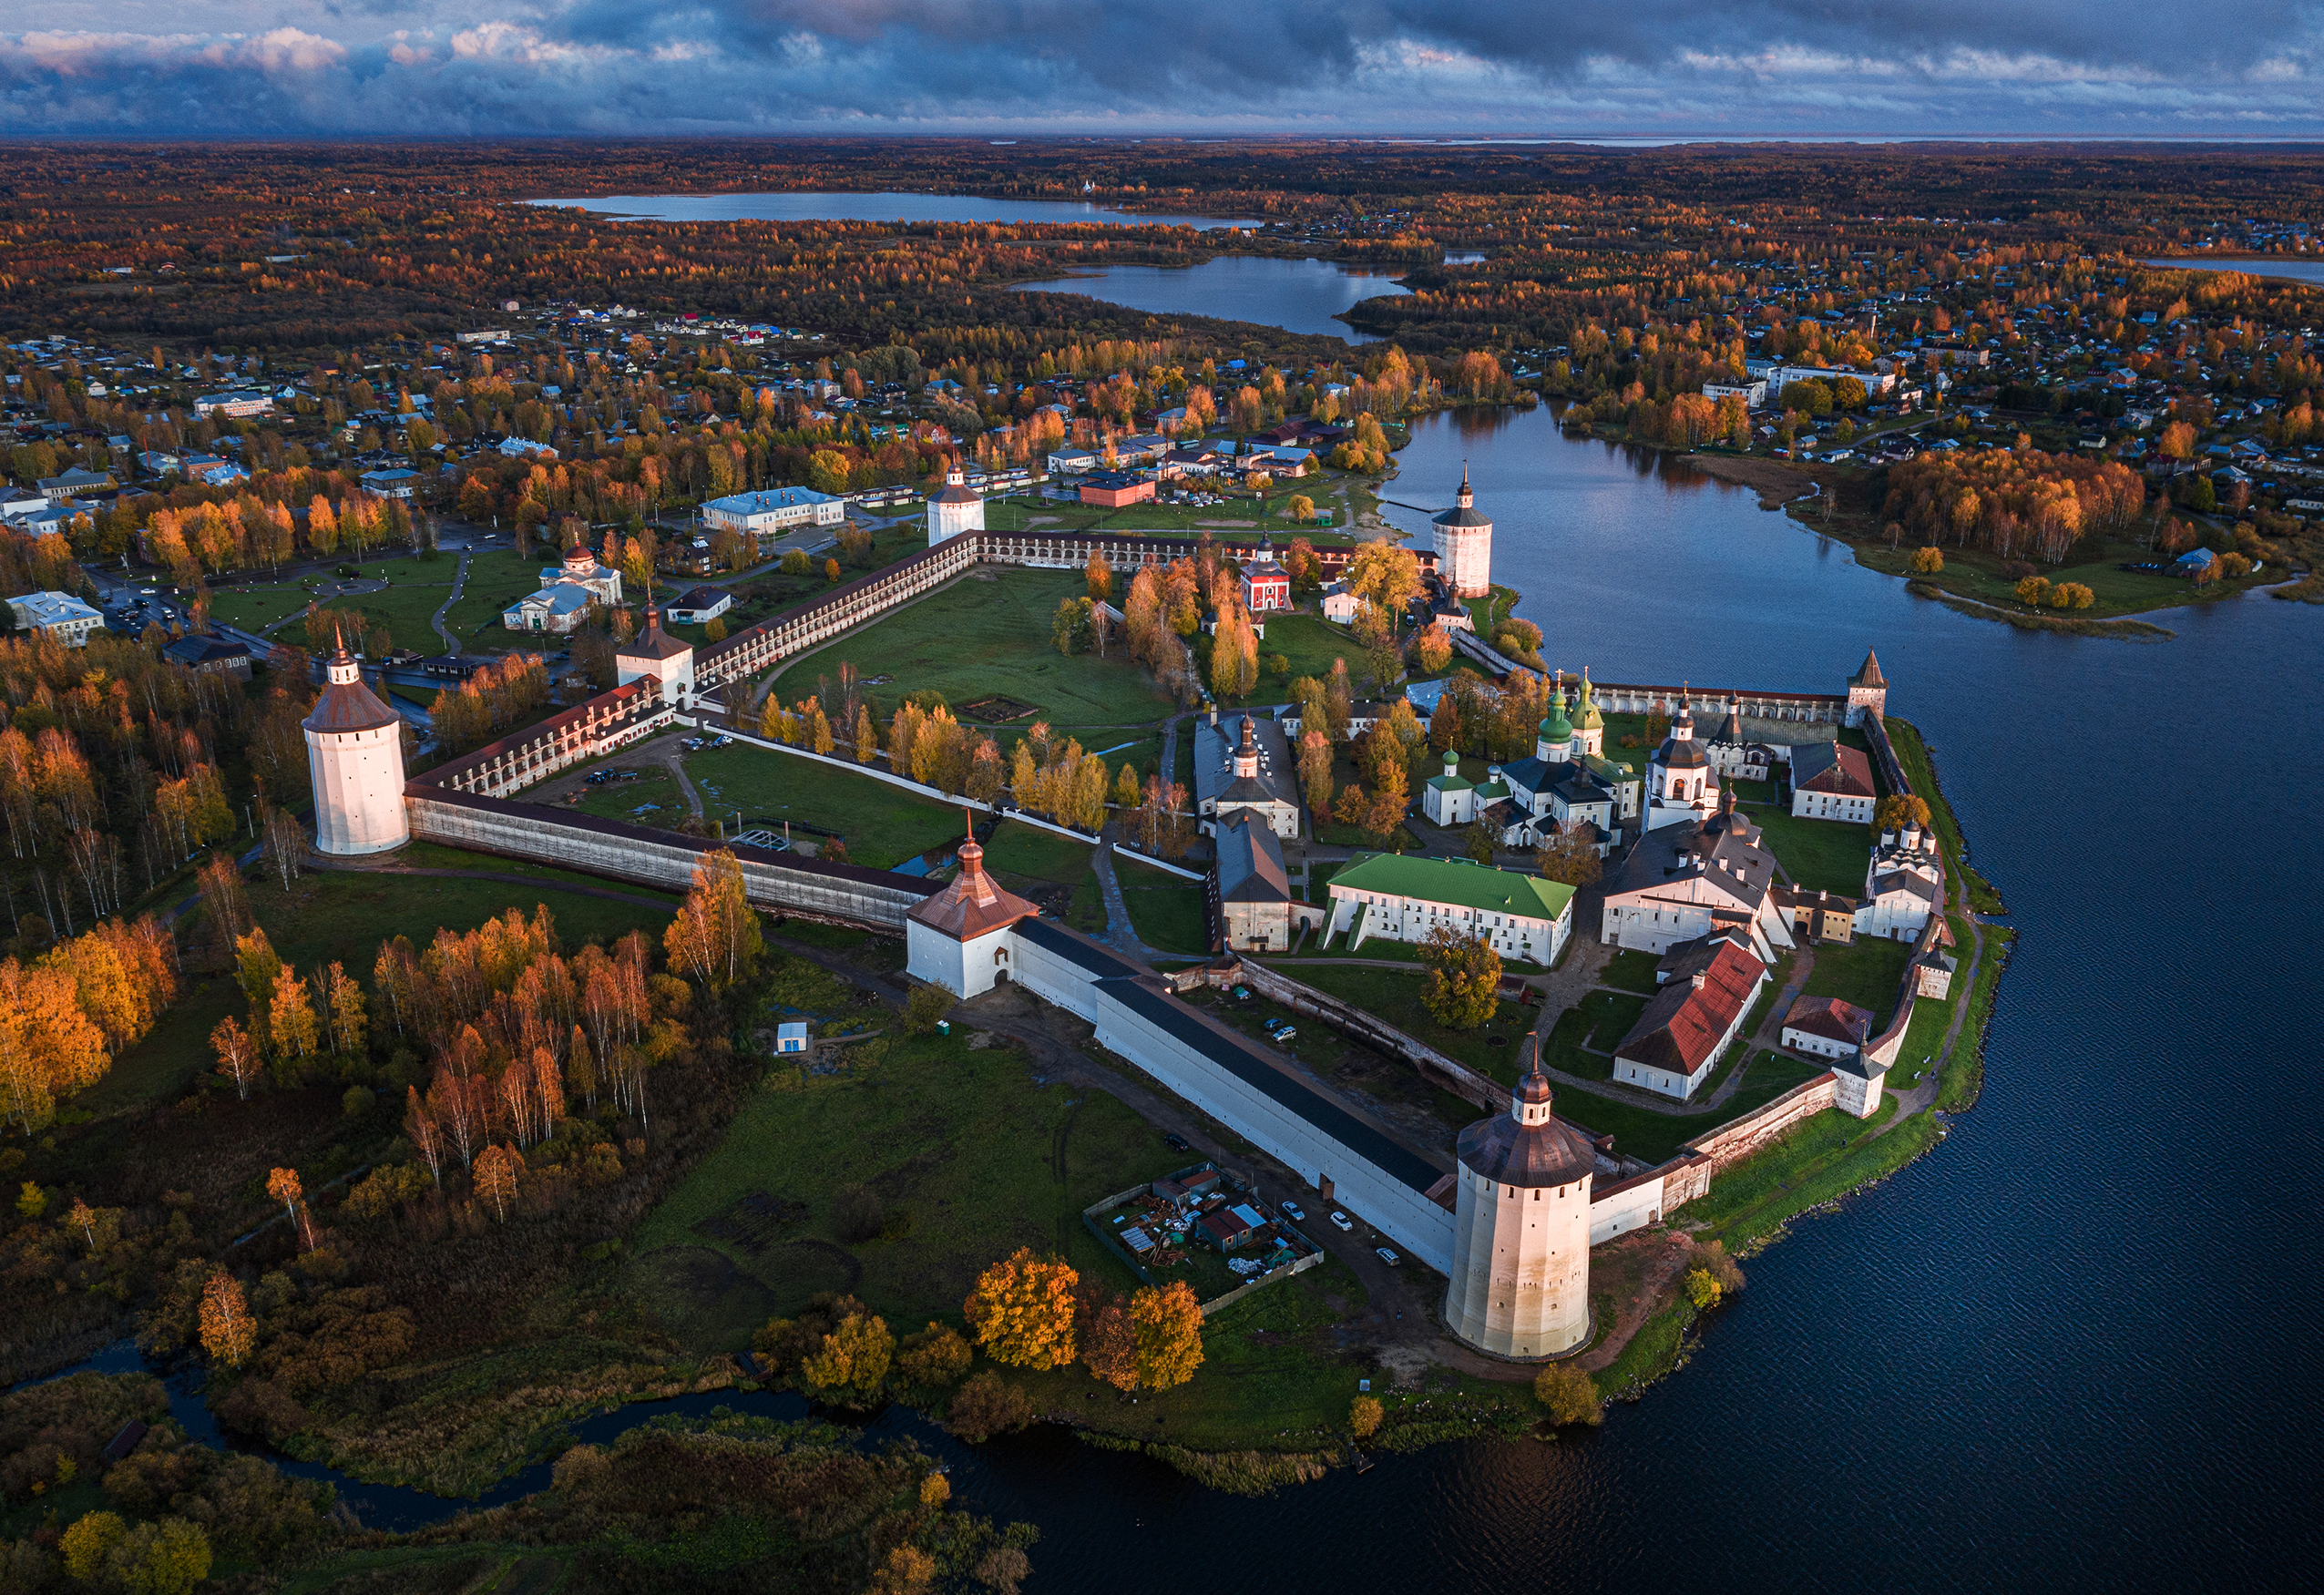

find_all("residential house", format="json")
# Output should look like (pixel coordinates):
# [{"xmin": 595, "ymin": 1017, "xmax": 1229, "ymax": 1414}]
[
  {"xmin": 665, "ymin": 586, "xmax": 732, "ymax": 625},
  {"xmin": 7, "ymin": 590, "xmax": 104, "ymax": 647},
  {"xmin": 160, "ymin": 635, "xmax": 253, "ymax": 679},
  {"xmin": 1790, "ymin": 741, "xmax": 1878, "ymax": 823},
  {"xmin": 1610, "ymin": 931, "xmax": 1768, "ymax": 1100}
]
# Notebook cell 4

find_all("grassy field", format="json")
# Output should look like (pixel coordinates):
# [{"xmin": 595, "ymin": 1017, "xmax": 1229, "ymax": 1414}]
[
  {"xmin": 1801, "ymin": 935, "xmax": 1916, "ymax": 1028},
  {"xmin": 629, "ymin": 1022, "xmax": 1184, "ymax": 1345},
  {"xmin": 1539, "ymin": 989, "xmax": 1652, "ymax": 1082},
  {"xmin": 212, "ymin": 560, "xmax": 458, "ymax": 655},
  {"xmin": 1118, "ymin": 856, "xmax": 1210, "ymax": 956},
  {"xmin": 437, "ymin": 548, "xmax": 563, "ymax": 649},
  {"xmin": 1750, "ymin": 803, "xmax": 1871, "ymax": 897},
  {"xmin": 1599, "ymin": 949, "xmax": 1662, "ymax": 994},
  {"xmin": 1848, "ymin": 525, "xmax": 2273, "ymax": 621},
  {"xmin": 570, "ymin": 766, "xmax": 684, "ymax": 823},
  {"xmin": 1279, "ymin": 966, "xmax": 1532, "ymax": 1081},
  {"xmin": 680, "ymin": 744, "xmax": 962, "ymax": 869},
  {"xmin": 81, "ymin": 846, "xmax": 678, "ymax": 1118},
  {"xmin": 771, "ymin": 567, "xmax": 1175, "ymax": 727},
  {"xmin": 979, "ymin": 820, "xmax": 1105, "ymax": 936},
  {"xmin": 1258, "ymin": 608, "xmax": 1362, "ymax": 682},
  {"xmin": 1885, "ymin": 715, "xmax": 2004, "ymax": 913}
]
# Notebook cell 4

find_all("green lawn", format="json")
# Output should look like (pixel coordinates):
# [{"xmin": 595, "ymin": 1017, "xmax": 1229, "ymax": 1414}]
[
  {"xmin": 1538, "ymin": 989, "xmax": 1650, "ymax": 1082},
  {"xmin": 211, "ymin": 557, "xmax": 457, "ymax": 655},
  {"xmin": 1257, "ymin": 609, "xmax": 1362, "ymax": 683},
  {"xmin": 1278, "ymin": 966, "xmax": 1531, "ymax": 1081},
  {"xmin": 1885, "ymin": 716, "xmax": 2004, "ymax": 913},
  {"xmin": 978, "ymin": 820, "xmax": 1105, "ymax": 935},
  {"xmin": 1801, "ymin": 936, "xmax": 1916, "ymax": 1029},
  {"xmin": 1118, "ymin": 857, "xmax": 1210, "ymax": 956},
  {"xmin": 771, "ymin": 567, "xmax": 1175, "ymax": 727},
  {"xmin": 630, "ymin": 1024, "xmax": 1184, "ymax": 1339},
  {"xmin": 1600, "ymin": 949, "xmax": 1662, "ymax": 994},
  {"xmin": 1852, "ymin": 527, "xmax": 2274, "ymax": 621},
  {"xmin": 572, "ymin": 766, "xmax": 683, "ymax": 823},
  {"xmin": 438, "ymin": 548, "xmax": 563, "ymax": 649},
  {"xmin": 681, "ymin": 744, "xmax": 963, "ymax": 869},
  {"xmin": 82, "ymin": 846, "xmax": 678, "ymax": 1118},
  {"xmin": 1750, "ymin": 803, "xmax": 1871, "ymax": 897}
]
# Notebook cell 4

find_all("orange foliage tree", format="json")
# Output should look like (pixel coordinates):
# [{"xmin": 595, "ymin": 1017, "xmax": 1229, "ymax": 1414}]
[
  {"xmin": 1131, "ymin": 1281, "xmax": 1205, "ymax": 1390},
  {"xmin": 473, "ymin": 1143, "xmax": 524, "ymax": 1222},
  {"xmin": 199, "ymin": 1273, "xmax": 255, "ymax": 1369},
  {"xmin": 964, "ymin": 1248, "xmax": 1078, "ymax": 1370}
]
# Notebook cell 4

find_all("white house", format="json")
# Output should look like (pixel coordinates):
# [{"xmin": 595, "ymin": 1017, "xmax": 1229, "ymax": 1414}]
[
  {"xmin": 1702, "ymin": 378, "xmax": 1767, "ymax": 407},
  {"xmin": 7, "ymin": 591, "xmax": 104, "ymax": 647},
  {"xmin": 1319, "ymin": 580, "xmax": 1361, "ymax": 624},
  {"xmin": 702, "ymin": 486, "xmax": 846, "ymax": 537},
  {"xmin": 1790, "ymin": 741, "xmax": 1877, "ymax": 823},
  {"xmin": 1325, "ymin": 852, "xmax": 1574, "ymax": 967},
  {"xmin": 1598, "ymin": 795, "xmax": 1795, "ymax": 962},
  {"xmin": 505, "ymin": 542, "xmax": 624, "ymax": 635},
  {"xmin": 1609, "ymin": 932, "xmax": 1767, "ymax": 1100},
  {"xmin": 1046, "ymin": 446, "xmax": 1099, "ymax": 476},
  {"xmin": 359, "ymin": 467, "xmax": 421, "ymax": 500},
  {"xmin": 193, "ymin": 392, "xmax": 272, "ymax": 419},
  {"xmin": 1858, "ymin": 823, "xmax": 1941, "ymax": 942},
  {"xmin": 1781, "ymin": 994, "xmax": 1874, "ymax": 1059},
  {"xmin": 664, "ymin": 586, "xmax": 732, "ymax": 625},
  {"xmin": 498, "ymin": 436, "xmax": 558, "ymax": 461},
  {"xmin": 1423, "ymin": 752, "xmax": 1476, "ymax": 827}
]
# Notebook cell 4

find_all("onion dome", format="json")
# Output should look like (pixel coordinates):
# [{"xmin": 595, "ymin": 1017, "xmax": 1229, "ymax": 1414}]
[
  {"xmin": 1456, "ymin": 1056, "xmax": 1597, "ymax": 1189},
  {"xmin": 1538, "ymin": 673, "xmax": 1572, "ymax": 746},
  {"xmin": 1574, "ymin": 671, "xmax": 1603, "ymax": 731}
]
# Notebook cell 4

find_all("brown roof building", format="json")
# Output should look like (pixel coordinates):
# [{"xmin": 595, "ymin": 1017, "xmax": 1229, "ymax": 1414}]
[{"xmin": 1612, "ymin": 933, "xmax": 1768, "ymax": 1100}]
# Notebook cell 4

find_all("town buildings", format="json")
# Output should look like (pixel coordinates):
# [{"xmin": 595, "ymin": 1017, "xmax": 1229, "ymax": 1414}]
[
  {"xmin": 702, "ymin": 486, "xmax": 846, "ymax": 537},
  {"xmin": 1325, "ymin": 853, "xmax": 1574, "ymax": 967},
  {"xmin": 663, "ymin": 586, "xmax": 732, "ymax": 626},
  {"xmin": 1599, "ymin": 792, "xmax": 1795, "ymax": 961},
  {"xmin": 6, "ymin": 590, "xmax": 103, "ymax": 646}
]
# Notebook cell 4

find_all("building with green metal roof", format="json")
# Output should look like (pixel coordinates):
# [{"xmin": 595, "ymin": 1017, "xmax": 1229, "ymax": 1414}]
[{"xmin": 1324, "ymin": 852, "xmax": 1575, "ymax": 966}]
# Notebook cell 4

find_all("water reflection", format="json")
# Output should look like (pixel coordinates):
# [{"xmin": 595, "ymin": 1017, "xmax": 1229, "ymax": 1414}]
[{"xmin": 1011, "ymin": 257, "xmax": 1411, "ymax": 342}]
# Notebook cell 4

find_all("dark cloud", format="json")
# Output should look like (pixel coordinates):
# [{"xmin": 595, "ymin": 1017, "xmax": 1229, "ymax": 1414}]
[{"xmin": 3, "ymin": 0, "xmax": 2322, "ymax": 134}]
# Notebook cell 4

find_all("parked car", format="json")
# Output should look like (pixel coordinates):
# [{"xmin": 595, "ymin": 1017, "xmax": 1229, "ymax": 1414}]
[
  {"xmin": 1376, "ymin": 1247, "xmax": 1401, "ymax": 1268},
  {"xmin": 1329, "ymin": 1212, "xmax": 1353, "ymax": 1232},
  {"xmin": 1271, "ymin": 1026, "xmax": 1296, "ymax": 1042},
  {"xmin": 1280, "ymin": 1201, "xmax": 1305, "ymax": 1222},
  {"xmin": 1163, "ymin": 1132, "xmax": 1190, "ymax": 1152}
]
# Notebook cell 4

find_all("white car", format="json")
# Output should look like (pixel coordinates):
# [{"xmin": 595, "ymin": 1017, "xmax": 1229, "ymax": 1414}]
[
  {"xmin": 1376, "ymin": 1248, "xmax": 1401, "ymax": 1268},
  {"xmin": 1329, "ymin": 1212, "xmax": 1353, "ymax": 1232},
  {"xmin": 1280, "ymin": 1201, "xmax": 1305, "ymax": 1222}
]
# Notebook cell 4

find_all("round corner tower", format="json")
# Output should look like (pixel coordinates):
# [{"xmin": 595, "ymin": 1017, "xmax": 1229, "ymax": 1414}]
[
  {"xmin": 303, "ymin": 638, "xmax": 409, "ymax": 855},
  {"xmin": 1430, "ymin": 464, "xmax": 1493, "ymax": 598},
  {"xmin": 1443, "ymin": 1057, "xmax": 1594, "ymax": 1361}
]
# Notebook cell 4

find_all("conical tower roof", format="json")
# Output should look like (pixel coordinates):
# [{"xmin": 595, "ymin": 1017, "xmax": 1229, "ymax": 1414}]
[
  {"xmin": 1850, "ymin": 648, "xmax": 1887, "ymax": 689},
  {"xmin": 1456, "ymin": 1052, "xmax": 1597, "ymax": 1189},
  {"xmin": 906, "ymin": 823, "xmax": 1039, "ymax": 941},
  {"xmin": 302, "ymin": 629, "xmax": 400, "ymax": 734}
]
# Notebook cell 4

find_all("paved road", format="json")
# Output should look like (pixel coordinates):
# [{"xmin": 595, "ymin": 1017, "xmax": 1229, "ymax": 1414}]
[
  {"xmin": 1090, "ymin": 834, "xmax": 1173, "ymax": 962},
  {"xmin": 429, "ymin": 549, "xmax": 472, "ymax": 652}
]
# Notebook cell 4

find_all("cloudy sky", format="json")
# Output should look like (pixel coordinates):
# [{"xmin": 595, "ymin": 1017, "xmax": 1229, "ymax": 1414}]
[{"xmin": 5, "ymin": 0, "xmax": 2324, "ymax": 138}]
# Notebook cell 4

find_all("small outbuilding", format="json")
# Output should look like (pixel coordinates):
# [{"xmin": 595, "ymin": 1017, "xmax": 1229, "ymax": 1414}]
[{"xmin": 774, "ymin": 1022, "xmax": 811, "ymax": 1056}]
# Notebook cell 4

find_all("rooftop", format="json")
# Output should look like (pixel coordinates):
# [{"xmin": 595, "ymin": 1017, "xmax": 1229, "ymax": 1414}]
[{"xmin": 1328, "ymin": 852, "xmax": 1575, "ymax": 923}]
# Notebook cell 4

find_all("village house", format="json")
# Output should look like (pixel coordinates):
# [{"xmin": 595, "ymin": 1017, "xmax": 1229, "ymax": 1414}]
[
  {"xmin": 7, "ymin": 590, "xmax": 103, "ymax": 647},
  {"xmin": 192, "ymin": 391, "xmax": 272, "ymax": 419},
  {"xmin": 1790, "ymin": 741, "xmax": 1878, "ymax": 823},
  {"xmin": 1610, "ymin": 931, "xmax": 1769, "ymax": 1100},
  {"xmin": 1325, "ymin": 853, "xmax": 1574, "ymax": 967},
  {"xmin": 664, "ymin": 586, "xmax": 732, "ymax": 625},
  {"xmin": 160, "ymin": 635, "xmax": 253, "ymax": 679},
  {"xmin": 1319, "ymin": 579, "xmax": 1361, "ymax": 624}
]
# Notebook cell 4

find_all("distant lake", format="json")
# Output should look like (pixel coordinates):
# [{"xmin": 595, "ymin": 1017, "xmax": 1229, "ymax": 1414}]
[
  {"xmin": 1010, "ymin": 257, "xmax": 1411, "ymax": 341},
  {"xmin": 2144, "ymin": 256, "xmax": 2324, "ymax": 284},
  {"xmin": 526, "ymin": 192, "xmax": 1258, "ymax": 230}
]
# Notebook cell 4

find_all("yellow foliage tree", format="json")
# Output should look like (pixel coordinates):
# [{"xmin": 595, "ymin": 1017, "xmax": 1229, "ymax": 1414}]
[
  {"xmin": 964, "ymin": 1248, "xmax": 1078, "ymax": 1370},
  {"xmin": 1131, "ymin": 1281, "xmax": 1204, "ymax": 1391},
  {"xmin": 474, "ymin": 1143, "xmax": 524, "ymax": 1222},
  {"xmin": 198, "ymin": 1273, "xmax": 255, "ymax": 1368}
]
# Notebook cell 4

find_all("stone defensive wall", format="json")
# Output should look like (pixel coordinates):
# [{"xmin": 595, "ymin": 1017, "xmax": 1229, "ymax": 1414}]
[
  {"xmin": 1584, "ymin": 1070, "xmax": 1841, "ymax": 1243},
  {"xmin": 412, "ymin": 680, "xmax": 673, "ymax": 799},
  {"xmin": 690, "ymin": 528, "xmax": 1438, "ymax": 694},
  {"xmin": 1592, "ymin": 680, "xmax": 1849, "ymax": 733},
  {"xmin": 404, "ymin": 790, "xmax": 936, "ymax": 931}
]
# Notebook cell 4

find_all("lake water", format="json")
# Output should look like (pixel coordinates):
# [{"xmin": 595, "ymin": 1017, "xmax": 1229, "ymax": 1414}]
[
  {"xmin": 1011, "ymin": 257, "xmax": 1412, "ymax": 342},
  {"xmin": 30, "ymin": 409, "xmax": 2319, "ymax": 1585},
  {"xmin": 526, "ymin": 193, "xmax": 1258, "ymax": 230},
  {"xmin": 2144, "ymin": 255, "xmax": 2324, "ymax": 285}
]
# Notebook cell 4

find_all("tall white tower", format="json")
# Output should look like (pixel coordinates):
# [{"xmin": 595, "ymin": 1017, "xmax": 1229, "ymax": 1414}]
[
  {"xmin": 303, "ymin": 635, "xmax": 409, "ymax": 855},
  {"xmin": 927, "ymin": 464, "xmax": 985, "ymax": 547},
  {"xmin": 1443, "ymin": 1058, "xmax": 1595, "ymax": 1361},
  {"xmin": 1429, "ymin": 464, "xmax": 1493, "ymax": 598},
  {"xmin": 617, "ymin": 608, "xmax": 696, "ymax": 711}
]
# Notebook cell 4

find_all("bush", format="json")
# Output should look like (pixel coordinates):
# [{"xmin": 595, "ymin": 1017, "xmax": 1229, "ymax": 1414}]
[
  {"xmin": 753, "ymin": 1293, "xmax": 868, "ymax": 1376},
  {"xmin": 211, "ymin": 1378, "xmax": 310, "ymax": 1447},
  {"xmin": 341, "ymin": 1084, "xmax": 375, "ymax": 1120},
  {"xmin": 901, "ymin": 983, "xmax": 954, "ymax": 1035},
  {"xmin": 944, "ymin": 1371, "xmax": 1033, "ymax": 1443},
  {"xmin": 1690, "ymin": 1239, "xmax": 1746, "ymax": 1295},
  {"xmin": 802, "ymin": 1312, "xmax": 893, "ymax": 1404},
  {"xmin": 1532, "ymin": 1361, "xmax": 1602, "ymax": 1427},
  {"xmin": 1349, "ymin": 1396, "xmax": 1382, "ymax": 1438},
  {"xmin": 1685, "ymin": 1267, "xmax": 1724, "ymax": 1310},
  {"xmin": 1909, "ymin": 546, "xmax": 1944, "ymax": 575}
]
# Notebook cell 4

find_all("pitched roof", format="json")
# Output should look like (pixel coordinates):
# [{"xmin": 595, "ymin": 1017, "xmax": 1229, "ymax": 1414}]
[
  {"xmin": 1850, "ymin": 648, "xmax": 1887, "ymax": 689},
  {"xmin": 619, "ymin": 613, "xmax": 692, "ymax": 661},
  {"xmin": 1214, "ymin": 813, "xmax": 1291, "ymax": 905},
  {"xmin": 1613, "ymin": 937, "xmax": 1767, "ymax": 1076},
  {"xmin": 906, "ymin": 835, "xmax": 1039, "ymax": 941},
  {"xmin": 1792, "ymin": 741, "xmax": 1876, "ymax": 797},
  {"xmin": 1327, "ymin": 853, "xmax": 1574, "ymax": 923},
  {"xmin": 1783, "ymin": 994, "xmax": 1875, "ymax": 1046}
]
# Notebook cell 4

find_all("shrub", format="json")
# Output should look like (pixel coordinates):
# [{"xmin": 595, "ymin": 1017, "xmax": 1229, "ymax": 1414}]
[
  {"xmin": 753, "ymin": 1293, "xmax": 869, "ymax": 1376},
  {"xmin": 944, "ymin": 1371, "xmax": 1033, "ymax": 1443},
  {"xmin": 1690, "ymin": 1239, "xmax": 1746, "ymax": 1294},
  {"xmin": 341, "ymin": 1085, "xmax": 375, "ymax": 1120},
  {"xmin": 1909, "ymin": 546, "xmax": 1944, "ymax": 575},
  {"xmin": 802, "ymin": 1312, "xmax": 893, "ymax": 1404},
  {"xmin": 901, "ymin": 983, "xmax": 954, "ymax": 1036},
  {"xmin": 1349, "ymin": 1396, "xmax": 1382, "ymax": 1438},
  {"xmin": 1532, "ymin": 1361, "xmax": 1602, "ymax": 1427},
  {"xmin": 1685, "ymin": 1267, "xmax": 1724, "ymax": 1310}
]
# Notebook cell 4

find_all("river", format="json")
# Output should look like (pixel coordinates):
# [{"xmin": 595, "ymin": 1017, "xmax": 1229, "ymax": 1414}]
[
  {"xmin": 34, "ymin": 407, "xmax": 2319, "ymax": 1586},
  {"xmin": 1010, "ymin": 257, "xmax": 1411, "ymax": 342}
]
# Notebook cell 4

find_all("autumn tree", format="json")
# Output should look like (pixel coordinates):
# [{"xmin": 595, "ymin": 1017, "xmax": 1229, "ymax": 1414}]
[
  {"xmin": 1533, "ymin": 1361, "xmax": 1602, "ymax": 1426},
  {"xmin": 269, "ymin": 964, "xmax": 319, "ymax": 1067},
  {"xmin": 210, "ymin": 1016, "xmax": 261, "ymax": 1100},
  {"xmin": 266, "ymin": 1166, "xmax": 315, "ymax": 1251},
  {"xmin": 1130, "ymin": 1281, "xmax": 1204, "ymax": 1390},
  {"xmin": 1085, "ymin": 547, "xmax": 1112, "ymax": 602},
  {"xmin": 943, "ymin": 1371, "xmax": 1034, "ymax": 1444},
  {"xmin": 1875, "ymin": 794, "xmax": 1932, "ymax": 832},
  {"xmin": 474, "ymin": 1143, "xmax": 524, "ymax": 1222},
  {"xmin": 1077, "ymin": 1281, "xmax": 1140, "ymax": 1391},
  {"xmin": 665, "ymin": 848, "xmax": 762, "ymax": 990},
  {"xmin": 895, "ymin": 1322, "xmax": 973, "ymax": 1388},
  {"xmin": 1418, "ymin": 925, "xmax": 1501, "ymax": 1030},
  {"xmin": 1537, "ymin": 824, "xmax": 1603, "ymax": 888},
  {"xmin": 199, "ymin": 1273, "xmax": 255, "ymax": 1368},
  {"xmin": 803, "ymin": 1311, "xmax": 894, "ymax": 1404},
  {"xmin": 1350, "ymin": 1395, "xmax": 1383, "ymax": 1438},
  {"xmin": 964, "ymin": 1248, "xmax": 1078, "ymax": 1370}
]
